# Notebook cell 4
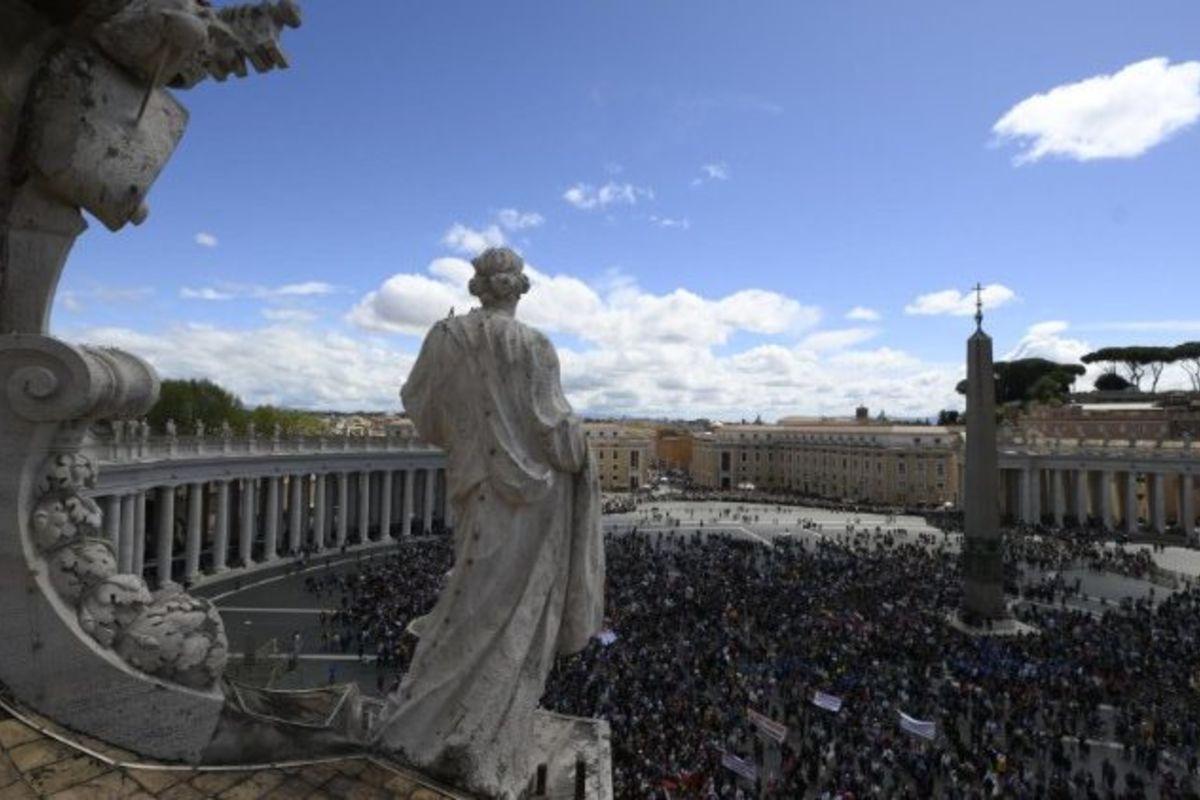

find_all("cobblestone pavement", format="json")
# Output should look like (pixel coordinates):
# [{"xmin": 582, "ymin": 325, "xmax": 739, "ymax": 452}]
[{"xmin": 0, "ymin": 701, "xmax": 464, "ymax": 799}]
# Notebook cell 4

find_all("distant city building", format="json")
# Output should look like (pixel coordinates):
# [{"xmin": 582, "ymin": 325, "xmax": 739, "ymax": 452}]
[
  {"xmin": 690, "ymin": 410, "xmax": 962, "ymax": 507},
  {"xmin": 583, "ymin": 422, "xmax": 655, "ymax": 491},
  {"xmin": 655, "ymin": 430, "xmax": 694, "ymax": 472}
]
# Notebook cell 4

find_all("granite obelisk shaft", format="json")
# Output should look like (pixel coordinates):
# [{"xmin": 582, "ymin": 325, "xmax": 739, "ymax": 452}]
[{"xmin": 961, "ymin": 323, "xmax": 1006, "ymax": 621}]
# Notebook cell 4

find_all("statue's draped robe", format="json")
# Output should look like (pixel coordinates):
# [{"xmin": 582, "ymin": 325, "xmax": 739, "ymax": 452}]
[{"xmin": 375, "ymin": 308, "xmax": 604, "ymax": 798}]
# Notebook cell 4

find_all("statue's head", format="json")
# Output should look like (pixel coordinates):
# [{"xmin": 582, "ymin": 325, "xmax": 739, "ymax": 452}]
[{"xmin": 469, "ymin": 248, "xmax": 531, "ymax": 310}]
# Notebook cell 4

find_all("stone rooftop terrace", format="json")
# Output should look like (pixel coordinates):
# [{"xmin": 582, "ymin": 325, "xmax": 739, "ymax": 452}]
[{"xmin": 0, "ymin": 695, "xmax": 464, "ymax": 800}]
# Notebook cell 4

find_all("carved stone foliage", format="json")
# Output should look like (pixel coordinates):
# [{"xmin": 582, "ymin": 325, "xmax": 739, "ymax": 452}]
[{"xmin": 31, "ymin": 451, "xmax": 229, "ymax": 689}]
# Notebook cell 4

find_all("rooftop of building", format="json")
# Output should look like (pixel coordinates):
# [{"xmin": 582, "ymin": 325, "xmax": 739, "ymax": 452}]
[{"xmin": 0, "ymin": 691, "xmax": 464, "ymax": 800}]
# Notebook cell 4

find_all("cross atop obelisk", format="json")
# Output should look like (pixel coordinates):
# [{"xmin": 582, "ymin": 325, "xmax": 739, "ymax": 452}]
[{"xmin": 973, "ymin": 282, "xmax": 984, "ymax": 332}]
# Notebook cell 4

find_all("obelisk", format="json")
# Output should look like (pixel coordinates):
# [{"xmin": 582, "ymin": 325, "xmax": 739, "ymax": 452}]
[{"xmin": 960, "ymin": 285, "xmax": 1006, "ymax": 622}]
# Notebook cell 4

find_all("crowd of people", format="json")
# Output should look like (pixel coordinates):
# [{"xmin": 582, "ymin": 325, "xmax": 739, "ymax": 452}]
[{"xmin": 305, "ymin": 509, "xmax": 1199, "ymax": 799}]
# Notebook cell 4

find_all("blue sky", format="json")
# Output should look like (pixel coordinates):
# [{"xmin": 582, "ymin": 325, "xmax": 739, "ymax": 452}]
[{"xmin": 56, "ymin": 1, "xmax": 1200, "ymax": 418}]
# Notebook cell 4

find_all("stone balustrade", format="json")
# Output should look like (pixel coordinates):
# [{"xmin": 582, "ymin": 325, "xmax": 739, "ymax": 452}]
[
  {"xmin": 984, "ymin": 438, "xmax": 1199, "ymax": 538},
  {"xmin": 79, "ymin": 425, "xmax": 450, "ymax": 591}
]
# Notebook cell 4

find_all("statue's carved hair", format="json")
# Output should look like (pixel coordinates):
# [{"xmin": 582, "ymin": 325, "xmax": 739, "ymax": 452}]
[{"xmin": 469, "ymin": 247, "xmax": 531, "ymax": 306}]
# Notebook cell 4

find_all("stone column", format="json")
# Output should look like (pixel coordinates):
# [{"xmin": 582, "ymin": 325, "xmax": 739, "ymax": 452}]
[
  {"xmin": 264, "ymin": 476, "xmax": 280, "ymax": 562},
  {"xmin": 238, "ymin": 478, "xmax": 256, "ymax": 567},
  {"xmin": 1100, "ymin": 471, "xmax": 1114, "ymax": 531},
  {"xmin": 358, "ymin": 470, "xmax": 371, "ymax": 543},
  {"xmin": 118, "ymin": 494, "xmax": 135, "ymax": 574},
  {"xmin": 213, "ymin": 481, "xmax": 230, "ymax": 572},
  {"xmin": 184, "ymin": 482, "xmax": 203, "ymax": 582},
  {"xmin": 1019, "ymin": 468, "xmax": 1036, "ymax": 524},
  {"xmin": 1124, "ymin": 472, "xmax": 1138, "ymax": 535},
  {"xmin": 379, "ymin": 470, "xmax": 393, "ymax": 540},
  {"xmin": 314, "ymin": 474, "xmax": 327, "ymax": 551},
  {"xmin": 1073, "ymin": 469, "xmax": 1088, "ymax": 524},
  {"xmin": 402, "ymin": 469, "xmax": 414, "ymax": 536},
  {"xmin": 288, "ymin": 475, "xmax": 304, "ymax": 555},
  {"xmin": 336, "ymin": 472, "xmax": 349, "ymax": 546},
  {"xmin": 1182, "ymin": 473, "xmax": 1196, "ymax": 540},
  {"xmin": 132, "ymin": 491, "xmax": 147, "ymax": 577},
  {"xmin": 423, "ymin": 468, "xmax": 436, "ymax": 534},
  {"xmin": 1050, "ymin": 469, "xmax": 1065, "ymax": 527},
  {"xmin": 104, "ymin": 495, "xmax": 121, "ymax": 550},
  {"xmin": 1152, "ymin": 472, "xmax": 1167, "ymax": 534},
  {"xmin": 155, "ymin": 485, "xmax": 176, "ymax": 588}
]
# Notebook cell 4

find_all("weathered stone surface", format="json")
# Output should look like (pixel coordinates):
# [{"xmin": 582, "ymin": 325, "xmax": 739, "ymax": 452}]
[
  {"xmin": 24, "ymin": 754, "xmax": 109, "ymax": 796},
  {"xmin": 0, "ymin": 722, "xmax": 40, "ymax": 751},
  {"xmin": 8, "ymin": 739, "xmax": 73, "ymax": 773},
  {"xmin": 129, "ymin": 769, "xmax": 191, "ymax": 794},
  {"xmin": 375, "ymin": 247, "xmax": 607, "ymax": 799},
  {"xmin": 217, "ymin": 770, "xmax": 287, "ymax": 800}
]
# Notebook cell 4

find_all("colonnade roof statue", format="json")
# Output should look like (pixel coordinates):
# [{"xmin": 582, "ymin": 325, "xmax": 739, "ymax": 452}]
[
  {"xmin": 0, "ymin": 0, "xmax": 299, "ymax": 763},
  {"xmin": 375, "ymin": 247, "xmax": 607, "ymax": 798}
]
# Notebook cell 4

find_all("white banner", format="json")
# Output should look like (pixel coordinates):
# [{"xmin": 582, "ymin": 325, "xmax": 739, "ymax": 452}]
[
  {"xmin": 898, "ymin": 710, "xmax": 936, "ymax": 740},
  {"xmin": 746, "ymin": 708, "xmax": 787, "ymax": 743},
  {"xmin": 720, "ymin": 751, "xmax": 758, "ymax": 782},
  {"xmin": 812, "ymin": 691, "xmax": 843, "ymax": 713}
]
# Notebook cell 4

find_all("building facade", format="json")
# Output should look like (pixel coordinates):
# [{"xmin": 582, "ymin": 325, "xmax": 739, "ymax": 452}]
[
  {"xmin": 584, "ymin": 422, "xmax": 655, "ymax": 491},
  {"xmin": 691, "ymin": 420, "xmax": 962, "ymax": 507}
]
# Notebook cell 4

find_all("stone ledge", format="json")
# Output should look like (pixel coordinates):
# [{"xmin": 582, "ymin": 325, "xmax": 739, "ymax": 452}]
[{"xmin": 0, "ymin": 697, "xmax": 468, "ymax": 799}]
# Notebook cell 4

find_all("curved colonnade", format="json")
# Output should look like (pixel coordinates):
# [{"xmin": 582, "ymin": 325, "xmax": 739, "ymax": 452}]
[
  {"xmin": 82, "ymin": 431, "xmax": 450, "ymax": 590},
  {"xmin": 995, "ymin": 438, "xmax": 1197, "ymax": 537}
]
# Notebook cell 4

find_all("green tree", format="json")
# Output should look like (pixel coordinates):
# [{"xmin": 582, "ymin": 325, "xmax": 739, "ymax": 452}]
[
  {"xmin": 936, "ymin": 409, "xmax": 961, "ymax": 425},
  {"xmin": 1131, "ymin": 345, "xmax": 1175, "ymax": 392},
  {"xmin": 248, "ymin": 404, "xmax": 327, "ymax": 436},
  {"xmin": 147, "ymin": 379, "xmax": 246, "ymax": 433},
  {"xmin": 1094, "ymin": 372, "xmax": 1132, "ymax": 392},
  {"xmin": 955, "ymin": 358, "xmax": 1085, "ymax": 406},
  {"xmin": 1173, "ymin": 342, "xmax": 1200, "ymax": 391}
]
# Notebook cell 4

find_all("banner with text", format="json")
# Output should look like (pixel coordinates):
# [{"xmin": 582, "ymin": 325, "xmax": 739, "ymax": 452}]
[
  {"xmin": 812, "ymin": 691, "xmax": 843, "ymax": 713},
  {"xmin": 746, "ymin": 708, "xmax": 788, "ymax": 743}
]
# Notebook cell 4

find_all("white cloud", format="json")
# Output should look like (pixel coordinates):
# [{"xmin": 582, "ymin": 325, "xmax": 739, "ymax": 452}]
[
  {"xmin": 993, "ymin": 57, "xmax": 1200, "ymax": 164},
  {"xmin": 562, "ymin": 182, "xmax": 653, "ymax": 211},
  {"xmin": 58, "ymin": 286, "xmax": 154, "ymax": 312},
  {"xmin": 904, "ymin": 284, "xmax": 1016, "ymax": 317},
  {"xmin": 442, "ymin": 223, "xmax": 506, "ymax": 256},
  {"xmin": 180, "ymin": 282, "xmax": 335, "ymax": 301},
  {"xmin": 78, "ymin": 323, "xmax": 411, "ymax": 410},
  {"xmin": 261, "ymin": 308, "xmax": 319, "ymax": 323},
  {"xmin": 649, "ymin": 215, "xmax": 691, "ymax": 230},
  {"xmin": 691, "ymin": 162, "xmax": 730, "ymax": 186},
  {"xmin": 495, "ymin": 208, "xmax": 545, "ymax": 231},
  {"xmin": 845, "ymin": 306, "xmax": 881, "ymax": 322},
  {"xmin": 1004, "ymin": 320, "xmax": 1091, "ymax": 364},
  {"xmin": 194, "ymin": 232, "xmax": 218, "ymax": 248},
  {"xmin": 344, "ymin": 256, "xmax": 963, "ymax": 418},
  {"xmin": 798, "ymin": 327, "xmax": 878, "ymax": 353},
  {"xmin": 275, "ymin": 281, "xmax": 335, "ymax": 296},
  {"xmin": 181, "ymin": 287, "xmax": 235, "ymax": 301}
]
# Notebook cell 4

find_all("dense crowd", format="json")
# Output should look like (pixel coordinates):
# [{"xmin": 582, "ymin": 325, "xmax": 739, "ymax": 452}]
[{"xmin": 306, "ymin": 517, "xmax": 1200, "ymax": 798}]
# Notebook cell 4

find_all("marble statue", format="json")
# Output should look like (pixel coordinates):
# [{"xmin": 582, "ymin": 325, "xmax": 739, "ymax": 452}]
[{"xmin": 375, "ymin": 247, "xmax": 605, "ymax": 798}]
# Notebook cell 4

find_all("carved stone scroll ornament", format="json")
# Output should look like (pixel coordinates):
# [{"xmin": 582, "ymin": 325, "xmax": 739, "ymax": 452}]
[
  {"xmin": 8, "ymin": 338, "xmax": 228, "ymax": 690},
  {"xmin": 0, "ymin": 0, "xmax": 299, "ymax": 760},
  {"xmin": 32, "ymin": 451, "xmax": 229, "ymax": 689}
]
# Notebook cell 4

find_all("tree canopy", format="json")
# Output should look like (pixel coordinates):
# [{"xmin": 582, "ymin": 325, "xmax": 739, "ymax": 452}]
[
  {"xmin": 1081, "ymin": 345, "xmax": 1176, "ymax": 391},
  {"xmin": 1173, "ymin": 342, "xmax": 1200, "ymax": 391},
  {"xmin": 146, "ymin": 379, "xmax": 326, "ymax": 435},
  {"xmin": 955, "ymin": 358, "xmax": 1085, "ymax": 407},
  {"xmin": 1093, "ymin": 372, "xmax": 1132, "ymax": 392}
]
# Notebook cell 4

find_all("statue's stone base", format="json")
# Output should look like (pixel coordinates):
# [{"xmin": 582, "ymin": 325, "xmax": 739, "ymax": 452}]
[
  {"xmin": 944, "ymin": 608, "xmax": 1038, "ymax": 638},
  {"xmin": 525, "ymin": 710, "xmax": 613, "ymax": 800}
]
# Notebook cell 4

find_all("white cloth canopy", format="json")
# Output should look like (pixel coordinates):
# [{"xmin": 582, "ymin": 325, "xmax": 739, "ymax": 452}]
[{"xmin": 373, "ymin": 308, "xmax": 604, "ymax": 798}]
